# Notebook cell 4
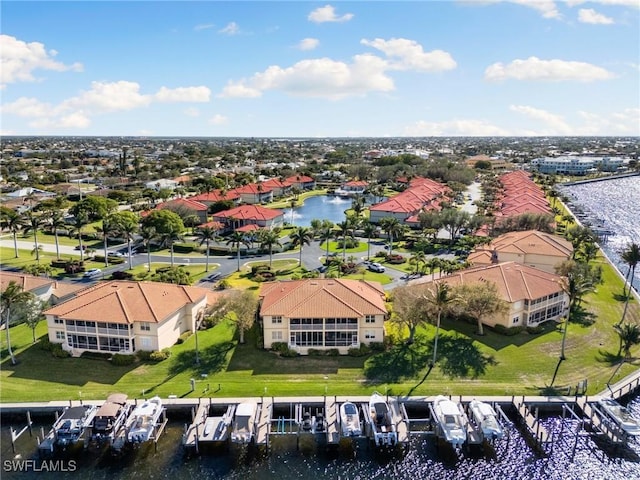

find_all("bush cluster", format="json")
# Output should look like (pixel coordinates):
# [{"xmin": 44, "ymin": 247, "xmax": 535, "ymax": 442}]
[
  {"xmin": 348, "ymin": 343, "xmax": 372, "ymax": 357},
  {"xmin": 176, "ymin": 331, "xmax": 192, "ymax": 344},
  {"xmin": 149, "ymin": 349, "xmax": 171, "ymax": 362},
  {"xmin": 493, "ymin": 325, "xmax": 525, "ymax": 336},
  {"xmin": 80, "ymin": 351, "xmax": 112, "ymax": 360},
  {"xmin": 111, "ymin": 353, "xmax": 136, "ymax": 366},
  {"xmin": 386, "ymin": 254, "xmax": 405, "ymax": 264}
]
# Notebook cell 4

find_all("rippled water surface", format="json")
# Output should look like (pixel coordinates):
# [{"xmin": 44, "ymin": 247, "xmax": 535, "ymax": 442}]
[
  {"xmin": 560, "ymin": 176, "xmax": 640, "ymax": 291},
  {"xmin": 3, "ymin": 396, "xmax": 640, "ymax": 479}
]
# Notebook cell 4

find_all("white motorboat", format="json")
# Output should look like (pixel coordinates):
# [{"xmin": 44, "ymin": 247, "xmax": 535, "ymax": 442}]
[
  {"xmin": 597, "ymin": 397, "xmax": 640, "ymax": 436},
  {"xmin": 368, "ymin": 392, "xmax": 397, "ymax": 447},
  {"xmin": 468, "ymin": 400, "xmax": 504, "ymax": 441},
  {"xmin": 126, "ymin": 396, "xmax": 164, "ymax": 444},
  {"xmin": 54, "ymin": 405, "xmax": 98, "ymax": 449},
  {"xmin": 91, "ymin": 393, "xmax": 131, "ymax": 446},
  {"xmin": 231, "ymin": 401, "xmax": 258, "ymax": 444},
  {"xmin": 339, "ymin": 401, "xmax": 362, "ymax": 437},
  {"xmin": 432, "ymin": 395, "xmax": 468, "ymax": 448}
]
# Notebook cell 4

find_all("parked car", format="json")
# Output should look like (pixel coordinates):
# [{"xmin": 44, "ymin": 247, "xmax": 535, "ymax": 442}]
[
  {"xmin": 367, "ymin": 262, "xmax": 385, "ymax": 273},
  {"xmin": 74, "ymin": 245, "xmax": 87, "ymax": 250},
  {"xmin": 107, "ymin": 251, "xmax": 124, "ymax": 257},
  {"xmin": 83, "ymin": 268, "xmax": 102, "ymax": 278}
]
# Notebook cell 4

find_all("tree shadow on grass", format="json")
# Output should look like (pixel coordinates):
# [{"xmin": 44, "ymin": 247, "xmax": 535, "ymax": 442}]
[
  {"xmin": 363, "ymin": 336, "xmax": 431, "ymax": 385},
  {"xmin": 596, "ymin": 349, "xmax": 623, "ymax": 367},
  {"xmin": 167, "ymin": 340, "xmax": 236, "ymax": 377},
  {"xmin": 436, "ymin": 335, "xmax": 497, "ymax": 379},
  {"xmin": 570, "ymin": 305, "xmax": 597, "ymax": 327}
]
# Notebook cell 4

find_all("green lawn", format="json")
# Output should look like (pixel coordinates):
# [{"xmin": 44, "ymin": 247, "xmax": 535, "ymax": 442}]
[{"xmin": 1, "ymin": 252, "xmax": 639, "ymax": 402}]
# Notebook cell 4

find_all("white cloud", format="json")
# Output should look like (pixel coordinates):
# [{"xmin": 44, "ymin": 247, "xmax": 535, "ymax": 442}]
[
  {"xmin": 194, "ymin": 23, "xmax": 215, "ymax": 31},
  {"xmin": 467, "ymin": 1, "xmax": 561, "ymax": 19},
  {"xmin": 218, "ymin": 22, "xmax": 239, "ymax": 35},
  {"xmin": 297, "ymin": 38, "xmax": 320, "ymax": 51},
  {"xmin": 155, "ymin": 86, "xmax": 211, "ymax": 103},
  {"xmin": 403, "ymin": 119, "xmax": 510, "ymax": 136},
  {"xmin": 209, "ymin": 114, "xmax": 229, "ymax": 125},
  {"xmin": 63, "ymin": 81, "xmax": 152, "ymax": 112},
  {"xmin": 567, "ymin": 0, "xmax": 639, "ymax": 8},
  {"xmin": 308, "ymin": 5, "xmax": 354, "ymax": 23},
  {"xmin": 0, "ymin": 34, "xmax": 83, "ymax": 87},
  {"xmin": 510, "ymin": 104, "xmax": 573, "ymax": 134},
  {"xmin": 183, "ymin": 107, "xmax": 200, "ymax": 117},
  {"xmin": 219, "ymin": 54, "xmax": 394, "ymax": 100},
  {"xmin": 361, "ymin": 38, "xmax": 457, "ymax": 72},
  {"xmin": 578, "ymin": 8, "xmax": 615, "ymax": 23},
  {"xmin": 485, "ymin": 56, "xmax": 615, "ymax": 82},
  {"xmin": 577, "ymin": 107, "xmax": 640, "ymax": 135},
  {"xmin": 1, "ymin": 97, "xmax": 55, "ymax": 118},
  {"xmin": 2, "ymin": 80, "xmax": 210, "ymax": 130}
]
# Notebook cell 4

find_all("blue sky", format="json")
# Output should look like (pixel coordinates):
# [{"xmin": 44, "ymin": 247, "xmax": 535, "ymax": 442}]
[{"xmin": 1, "ymin": 1, "xmax": 638, "ymax": 137}]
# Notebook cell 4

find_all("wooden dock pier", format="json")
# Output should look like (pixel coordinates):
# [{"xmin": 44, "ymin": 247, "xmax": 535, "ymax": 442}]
[{"xmin": 512, "ymin": 397, "xmax": 552, "ymax": 452}]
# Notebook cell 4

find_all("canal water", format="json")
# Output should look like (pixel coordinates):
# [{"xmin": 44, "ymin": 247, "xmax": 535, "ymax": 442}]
[
  {"xmin": 560, "ymin": 176, "xmax": 640, "ymax": 292},
  {"xmin": 3, "ymin": 395, "xmax": 640, "ymax": 479}
]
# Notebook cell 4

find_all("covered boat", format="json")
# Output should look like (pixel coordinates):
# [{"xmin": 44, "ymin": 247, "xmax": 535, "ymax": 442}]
[
  {"xmin": 126, "ymin": 396, "xmax": 164, "ymax": 444},
  {"xmin": 339, "ymin": 401, "xmax": 362, "ymax": 437},
  {"xmin": 597, "ymin": 397, "xmax": 640, "ymax": 436},
  {"xmin": 231, "ymin": 402, "xmax": 258, "ymax": 444},
  {"xmin": 368, "ymin": 392, "xmax": 397, "ymax": 447},
  {"xmin": 432, "ymin": 395, "xmax": 468, "ymax": 448},
  {"xmin": 468, "ymin": 400, "xmax": 504, "ymax": 441}
]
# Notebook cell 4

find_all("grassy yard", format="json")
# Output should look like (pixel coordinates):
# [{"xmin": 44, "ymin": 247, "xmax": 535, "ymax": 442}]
[{"xmin": 2, "ymin": 251, "xmax": 638, "ymax": 403}]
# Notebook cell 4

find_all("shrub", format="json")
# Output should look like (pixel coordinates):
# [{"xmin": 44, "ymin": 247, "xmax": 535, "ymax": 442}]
[
  {"xmin": 80, "ymin": 351, "xmax": 112, "ymax": 360},
  {"xmin": 149, "ymin": 349, "xmax": 171, "ymax": 362},
  {"xmin": 51, "ymin": 344, "xmax": 70, "ymax": 358},
  {"xmin": 136, "ymin": 350, "xmax": 153, "ymax": 361},
  {"xmin": 326, "ymin": 348, "xmax": 340, "ymax": 357},
  {"xmin": 51, "ymin": 260, "xmax": 68, "ymax": 268},
  {"xmin": 527, "ymin": 325, "xmax": 545, "ymax": 334},
  {"xmin": 217, "ymin": 279, "xmax": 231, "ymax": 290},
  {"xmin": 493, "ymin": 325, "xmax": 525, "ymax": 336},
  {"xmin": 280, "ymin": 348, "xmax": 299, "ymax": 358},
  {"xmin": 39, "ymin": 338, "xmax": 54, "ymax": 351},
  {"xmin": 386, "ymin": 254, "xmax": 406, "ymax": 264},
  {"xmin": 112, "ymin": 270, "xmax": 134, "ymax": 280},
  {"xmin": 368, "ymin": 342, "xmax": 386, "ymax": 352},
  {"xmin": 271, "ymin": 342, "xmax": 289, "ymax": 354},
  {"xmin": 111, "ymin": 353, "xmax": 135, "ymax": 366},
  {"xmin": 176, "ymin": 331, "xmax": 192, "ymax": 344},
  {"xmin": 173, "ymin": 243, "xmax": 196, "ymax": 254},
  {"xmin": 348, "ymin": 343, "xmax": 372, "ymax": 357},
  {"xmin": 251, "ymin": 264, "xmax": 271, "ymax": 274},
  {"xmin": 308, "ymin": 348, "xmax": 323, "ymax": 357}
]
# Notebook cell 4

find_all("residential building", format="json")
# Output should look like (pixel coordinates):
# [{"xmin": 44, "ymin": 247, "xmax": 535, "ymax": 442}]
[
  {"xmin": 335, "ymin": 180, "xmax": 368, "ymax": 197},
  {"xmin": 468, "ymin": 230, "xmax": 573, "ymax": 273},
  {"xmin": 369, "ymin": 177, "xmax": 449, "ymax": 224},
  {"xmin": 45, "ymin": 280, "xmax": 222, "ymax": 355},
  {"xmin": 410, "ymin": 262, "xmax": 569, "ymax": 329},
  {"xmin": 190, "ymin": 189, "xmax": 241, "ymax": 206},
  {"xmin": 233, "ymin": 183, "xmax": 274, "ymax": 204},
  {"xmin": 285, "ymin": 174, "xmax": 316, "ymax": 190},
  {"xmin": 145, "ymin": 178, "xmax": 178, "ymax": 191},
  {"xmin": 1, "ymin": 272, "xmax": 84, "ymax": 305},
  {"xmin": 211, "ymin": 204, "xmax": 284, "ymax": 232},
  {"xmin": 259, "ymin": 279, "xmax": 388, "ymax": 355},
  {"xmin": 151, "ymin": 198, "xmax": 209, "ymax": 223}
]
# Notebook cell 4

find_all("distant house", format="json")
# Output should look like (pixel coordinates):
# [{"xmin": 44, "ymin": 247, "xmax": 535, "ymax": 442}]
[
  {"xmin": 211, "ymin": 204, "xmax": 284, "ymax": 232},
  {"xmin": 369, "ymin": 178, "xmax": 449, "ymax": 224},
  {"xmin": 45, "ymin": 281, "xmax": 223, "ymax": 355},
  {"xmin": 467, "ymin": 230, "xmax": 573, "ymax": 274},
  {"xmin": 232, "ymin": 183, "xmax": 273, "ymax": 204},
  {"xmin": 151, "ymin": 198, "xmax": 209, "ymax": 224},
  {"xmin": 190, "ymin": 189, "xmax": 241, "ymax": 206},
  {"xmin": 145, "ymin": 179, "xmax": 178, "ymax": 191},
  {"xmin": 285, "ymin": 175, "xmax": 315, "ymax": 190},
  {"xmin": 409, "ymin": 262, "xmax": 569, "ymax": 329},
  {"xmin": 335, "ymin": 180, "xmax": 368, "ymax": 197},
  {"xmin": 262, "ymin": 178, "xmax": 292, "ymax": 197},
  {"xmin": 259, "ymin": 279, "xmax": 389, "ymax": 355}
]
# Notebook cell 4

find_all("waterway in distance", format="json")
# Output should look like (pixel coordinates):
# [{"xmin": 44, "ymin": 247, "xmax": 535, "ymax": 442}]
[
  {"xmin": 2, "ymin": 395, "xmax": 640, "ymax": 480},
  {"xmin": 559, "ymin": 175, "xmax": 640, "ymax": 292}
]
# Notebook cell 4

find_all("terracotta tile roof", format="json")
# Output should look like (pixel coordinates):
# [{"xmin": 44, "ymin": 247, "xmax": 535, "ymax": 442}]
[
  {"xmin": 156, "ymin": 198, "xmax": 209, "ymax": 211},
  {"xmin": 233, "ymin": 183, "xmax": 273, "ymax": 195},
  {"xmin": 285, "ymin": 175, "xmax": 315, "ymax": 184},
  {"xmin": 370, "ymin": 179, "xmax": 449, "ymax": 214},
  {"xmin": 190, "ymin": 189, "xmax": 240, "ymax": 203},
  {"xmin": 259, "ymin": 279, "xmax": 387, "ymax": 318},
  {"xmin": 262, "ymin": 178, "xmax": 290, "ymax": 189},
  {"xmin": 44, "ymin": 280, "xmax": 214, "ymax": 325},
  {"xmin": 1, "ymin": 272, "xmax": 55, "ymax": 293},
  {"xmin": 236, "ymin": 224, "xmax": 261, "ymax": 232},
  {"xmin": 344, "ymin": 180, "xmax": 369, "ymax": 187},
  {"xmin": 199, "ymin": 220, "xmax": 225, "ymax": 230},
  {"xmin": 431, "ymin": 262, "xmax": 565, "ymax": 303},
  {"xmin": 212, "ymin": 204, "xmax": 283, "ymax": 221},
  {"xmin": 483, "ymin": 230, "xmax": 572, "ymax": 257}
]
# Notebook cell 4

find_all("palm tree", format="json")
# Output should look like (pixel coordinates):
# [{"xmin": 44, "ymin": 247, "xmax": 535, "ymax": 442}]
[
  {"xmin": 258, "ymin": 229, "xmax": 282, "ymax": 268},
  {"xmin": 97, "ymin": 216, "xmax": 117, "ymax": 267},
  {"xmin": 115, "ymin": 214, "xmax": 139, "ymax": 270},
  {"xmin": 362, "ymin": 221, "xmax": 377, "ymax": 261},
  {"xmin": 1, "ymin": 281, "xmax": 31, "ymax": 365},
  {"xmin": 615, "ymin": 323, "xmax": 640, "ymax": 360},
  {"xmin": 226, "ymin": 231, "xmax": 249, "ymax": 272},
  {"xmin": 559, "ymin": 270, "xmax": 595, "ymax": 359},
  {"xmin": 1, "ymin": 210, "xmax": 25, "ymax": 258},
  {"xmin": 23, "ymin": 212, "xmax": 44, "ymax": 264},
  {"xmin": 318, "ymin": 224, "xmax": 335, "ymax": 265},
  {"xmin": 379, "ymin": 216, "xmax": 402, "ymax": 256},
  {"xmin": 621, "ymin": 242, "xmax": 640, "ymax": 298},
  {"xmin": 410, "ymin": 251, "xmax": 427, "ymax": 275},
  {"xmin": 138, "ymin": 225, "xmax": 158, "ymax": 273},
  {"xmin": 195, "ymin": 225, "xmax": 219, "ymax": 272},
  {"xmin": 159, "ymin": 226, "xmax": 184, "ymax": 268},
  {"xmin": 67, "ymin": 211, "xmax": 90, "ymax": 263},
  {"xmin": 424, "ymin": 282, "xmax": 459, "ymax": 367},
  {"xmin": 289, "ymin": 226, "xmax": 313, "ymax": 267},
  {"xmin": 335, "ymin": 220, "xmax": 351, "ymax": 261},
  {"xmin": 351, "ymin": 194, "xmax": 365, "ymax": 219},
  {"xmin": 48, "ymin": 211, "xmax": 67, "ymax": 260}
]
